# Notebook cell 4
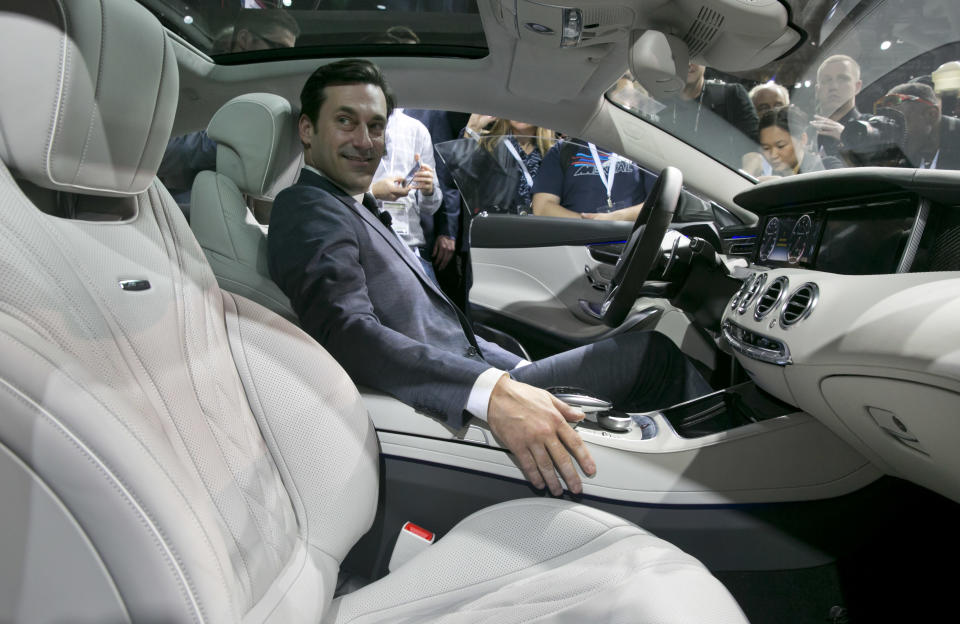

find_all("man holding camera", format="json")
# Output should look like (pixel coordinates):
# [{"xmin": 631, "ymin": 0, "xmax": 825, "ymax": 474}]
[
  {"xmin": 809, "ymin": 55, "xmax": 870, "ymax": 157},
  {"xmin": 880, "ymin": 82, "xmax": 960, "ymax": 170}
]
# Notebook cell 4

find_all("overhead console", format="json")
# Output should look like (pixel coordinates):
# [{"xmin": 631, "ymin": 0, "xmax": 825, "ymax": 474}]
[{"xmin": 492, "ymin": 0, "xmax": 803, "ymax": 100}]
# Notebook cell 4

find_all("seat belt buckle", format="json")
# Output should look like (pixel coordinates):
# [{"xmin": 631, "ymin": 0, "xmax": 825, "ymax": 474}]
[{"xmin": 388, "ymin": 521, "xmax": 436, "ymax": 572}]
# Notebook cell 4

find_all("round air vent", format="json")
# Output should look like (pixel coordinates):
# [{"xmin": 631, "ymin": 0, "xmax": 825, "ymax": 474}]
[
  {"xmin": 737, "ymin": 272, "xmax": 767, "ymax": 314},
  {"xmin": 780, "ymin": 283, "xmax": 819, "ymax": 327},
  {"xmin": 754, "ymin": 276, "xmax": 788, "ymax": 320}
]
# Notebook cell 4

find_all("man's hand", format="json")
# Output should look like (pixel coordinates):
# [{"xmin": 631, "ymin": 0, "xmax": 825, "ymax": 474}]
[
  {"xmin": 432, "ymin": 235, "xmax": 456, "ymax": 270},
  {"xmin": 466, "ymin": 113, "xmax": 497, "ymax": 136},
  {"xmin": 410, "ymin": 154, "xmax": 435, "ymax": 196},
  {"xmin": 810, "ymin": 115, "xmax": 845, "ymax": 141},
  {"xmin": 371, "ymin": 177, "xmax": 410, "ymax": 201},
  {"xmin": 581, "ymin": 203, "xmax": 643, "ymax": 222},
  {"xmin": 486, "ymin": 375, "xmax": 596, "ymax": 495}
]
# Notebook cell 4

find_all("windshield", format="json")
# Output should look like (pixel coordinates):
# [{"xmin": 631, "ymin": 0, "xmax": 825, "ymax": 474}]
[
  {"xmin": 607, "ymin": 0, "xmax": 960, "ymax": 179},
  {"xmin": 138, "ymin": 0, "xmax": 485, "ymax": 59}
]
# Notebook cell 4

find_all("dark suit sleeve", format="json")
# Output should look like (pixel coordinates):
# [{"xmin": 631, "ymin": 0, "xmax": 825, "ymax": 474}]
[
  {"xmin": 268, "ymin": 186, "xmax": 492, "ymax": 427},
  {"xmin": 726, "ymin": 83, "xmax": 759, "ymax": 143}
]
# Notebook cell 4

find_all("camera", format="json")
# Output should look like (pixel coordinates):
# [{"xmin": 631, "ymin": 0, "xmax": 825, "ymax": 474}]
[{"xmin": 839, "ymin": 107, "xmax": 910, "ymax": 167}]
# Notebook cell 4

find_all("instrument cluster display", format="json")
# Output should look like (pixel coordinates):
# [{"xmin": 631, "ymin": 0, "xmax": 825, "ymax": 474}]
[
  {"xmin": 756, "ymin": 213, "xmax": 821, "ymax": 266},
  {"xmin": 753, "ymin": 197, "xmax": 917, "ymax": 274}
]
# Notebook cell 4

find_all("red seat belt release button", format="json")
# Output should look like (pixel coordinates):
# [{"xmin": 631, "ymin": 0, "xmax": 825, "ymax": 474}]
[{"xmin": 388, "ymin": 521, "xmax": 436, "ymax": 572}]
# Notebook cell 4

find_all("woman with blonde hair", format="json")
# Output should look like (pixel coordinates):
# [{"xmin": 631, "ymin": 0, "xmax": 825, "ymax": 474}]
[{"xmin": 450, "ymin": 115, "xmax": 557, "ymax": 214}]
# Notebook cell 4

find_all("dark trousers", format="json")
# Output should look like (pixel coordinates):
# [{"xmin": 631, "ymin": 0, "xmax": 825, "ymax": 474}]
[{"xmin": 510, "ymin": 331, "xmax": 713, "ymax": 412}]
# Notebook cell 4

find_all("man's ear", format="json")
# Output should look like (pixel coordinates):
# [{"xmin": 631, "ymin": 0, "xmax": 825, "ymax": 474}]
[
  {"xmin": 233, "ymin": 29, "xmax": 254, "ymax": 52},
  {"xmin": 298, "ymin": 114, "xmax": 315, "ymax": 148},
  {"xmin": 854, "ymin": 79, "xmax": 863, "ymax": 95}
]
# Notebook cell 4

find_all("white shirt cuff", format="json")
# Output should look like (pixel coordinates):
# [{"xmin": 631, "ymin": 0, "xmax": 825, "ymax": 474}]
[{"xmin": 465, "ymin": 367, "xmax": 508, "ymax": 422}]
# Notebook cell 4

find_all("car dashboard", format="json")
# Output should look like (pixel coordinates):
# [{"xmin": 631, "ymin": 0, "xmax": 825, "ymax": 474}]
[{"xmin": 723, "ymin": 168, "xmax": 960, "ymax": 504}]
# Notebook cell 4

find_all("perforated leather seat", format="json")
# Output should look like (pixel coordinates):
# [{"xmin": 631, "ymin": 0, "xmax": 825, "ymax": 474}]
[
  {"xmin": 0, "ymin": 1, "xmax": 747, "ymax": 622},
  {"xmin": 190, "ymin": 92, "xmax": 303, "ymax": 321}
]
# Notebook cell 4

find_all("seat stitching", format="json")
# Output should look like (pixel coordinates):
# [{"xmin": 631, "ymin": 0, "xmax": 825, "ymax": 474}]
[
  {"xmin": 221, "ymin": 292, "xmax": 309, "ymax": 540},
  {"xmin": 72, "ymin": 0, "xmax": 107, "ymax": 185},
  {"xmin": 341, "ymin": 525, "xmax": 660, "ymax": 623},
  {"xmin": 0, "ymin": 371, "xmax": 205, "ymax": 624},
  {"xmin": 159, "ymin": 186, "xmax": 286, "ymax": 600}
]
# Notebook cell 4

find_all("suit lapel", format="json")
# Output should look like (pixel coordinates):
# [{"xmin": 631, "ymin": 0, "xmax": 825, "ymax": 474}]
[{"xmin": 296, "ymin": 169, "xmax": 457, "ymax": 305}]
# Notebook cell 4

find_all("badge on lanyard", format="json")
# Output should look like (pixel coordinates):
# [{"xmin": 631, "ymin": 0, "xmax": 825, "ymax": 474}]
[
  {"xmin": 382, "ymin": 201, "xmax": 409, "ymax": 236},
  {"xmin": 589, "ymin": 143, "xmax": 619, "ymax": 210}
]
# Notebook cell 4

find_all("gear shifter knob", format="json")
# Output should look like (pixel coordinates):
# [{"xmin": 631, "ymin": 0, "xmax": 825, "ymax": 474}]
[{"xmin": 547, "ymin": 387, "xmax": 613, "ymax": 413}]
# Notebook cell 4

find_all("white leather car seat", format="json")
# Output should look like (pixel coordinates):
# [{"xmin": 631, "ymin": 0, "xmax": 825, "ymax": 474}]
[
  {"xmin": 0, "ymin": 1, "xmax": 748, "ymax": 622},
  {"xmin": 190, "ymin": 93, "xmax": 302, "ymax": 321}
]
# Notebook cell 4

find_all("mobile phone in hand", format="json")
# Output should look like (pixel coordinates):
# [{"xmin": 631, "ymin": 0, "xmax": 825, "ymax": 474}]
[{"xmin": 402, "ymin": 161, "xmax": 421, "ymax": 186}]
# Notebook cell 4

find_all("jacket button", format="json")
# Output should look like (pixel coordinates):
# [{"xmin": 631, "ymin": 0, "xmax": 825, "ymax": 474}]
[{"xmin": 465, "ymin": 346, "xmax": 479, "ymax": 357}]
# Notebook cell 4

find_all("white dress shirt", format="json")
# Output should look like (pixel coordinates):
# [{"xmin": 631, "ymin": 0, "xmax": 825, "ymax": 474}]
[{"xmin": 373, "ymin": 109, "xmax": 442, "ymax": 248}]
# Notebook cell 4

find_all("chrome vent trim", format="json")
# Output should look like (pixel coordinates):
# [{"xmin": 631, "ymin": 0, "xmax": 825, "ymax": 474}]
[
  {"xmin": 780, "ymin": 283, "xmax": 819, "ymax": 328},
  {"xmin": 754, "ymin": 276, "xmax": 788, "ymax": 321},
  {"xmin": 683, "ymin": 6, "xmax": 724, "ymax": 56},
  {"xmin": 730, "ymin": 273, "xmax": 754, "ymax": 310},
  {"xmin": 737, "ymin": 272, "xmax": 767, "ymax": 314}
]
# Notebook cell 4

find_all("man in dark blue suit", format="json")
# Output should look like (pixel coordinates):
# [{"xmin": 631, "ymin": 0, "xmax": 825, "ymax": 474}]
[{"xmin": 268, "ymin": 60, "xmax": 712, "ymax": 495}]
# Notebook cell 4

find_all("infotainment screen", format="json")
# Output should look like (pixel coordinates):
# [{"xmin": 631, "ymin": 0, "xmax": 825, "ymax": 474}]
[
  {"xmin": 815, "ymin": 200, "xmax": 916, "ymax": 274},
  {"xmin": 754, "ymin": 197, "xmax": 917, "ymax": 274}
]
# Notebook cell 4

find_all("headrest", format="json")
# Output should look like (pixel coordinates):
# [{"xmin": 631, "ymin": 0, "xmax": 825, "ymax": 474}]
[
  {"xmin": 0, "ymin": 0, "xmax": 178, "ymax": 197},
  {"xmin": 206, "ymin": 93, "xmax": 300, "ymax": 199}
]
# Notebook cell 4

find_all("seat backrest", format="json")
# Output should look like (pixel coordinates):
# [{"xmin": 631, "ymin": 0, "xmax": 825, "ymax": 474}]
[
  {"xmin": 190, "ymin": 93, "xmax": 303, "ymax": 321},
  {"xmin": 0, "ymin": 2, "xmax": 377, "ymax": 622}
]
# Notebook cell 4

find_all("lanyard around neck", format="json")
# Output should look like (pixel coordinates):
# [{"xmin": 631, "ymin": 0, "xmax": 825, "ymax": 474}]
[
  {"xmin": 503, "ymin": 137, "xmax": 534, "ymax": 188},
  {"xmin": 589, "ymin": 143, "xmax": 619, "ymax": 208}
]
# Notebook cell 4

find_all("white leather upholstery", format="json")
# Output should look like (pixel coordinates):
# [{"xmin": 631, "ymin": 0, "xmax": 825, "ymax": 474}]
[
  {"xmin": 329, "ymin": 499, "xmax": 747, "ymax": 623},
  {"xmin": 190, "ymin": 93, "xmax": 301, "ymax": 320},
  {"xmin": 0, "ymin": 0, "xmax": 177, "ymax": 197},
  {"xmin": 0, "ymin": 1, "xmax": 747, "ymax": 622}
]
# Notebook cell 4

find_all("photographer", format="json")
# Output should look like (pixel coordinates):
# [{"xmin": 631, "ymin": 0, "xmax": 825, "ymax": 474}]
[
  {"xmin": 809, "ymin": 55, "xmax": 870, "ymax": 158},
  {"xmin": 879, "ymin": 83, "xmax": 960, "ymax": 170}
]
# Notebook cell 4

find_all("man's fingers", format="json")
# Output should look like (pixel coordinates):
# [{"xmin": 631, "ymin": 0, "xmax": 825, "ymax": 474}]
[
  {"xmin": 551, "ymin": 395, "xmax": 585, "ymax": 422},
  {"xmin": 530, "ymin": 445, "xmax": 563, "ymax": 496},
  {"xmin": 546, "ymin": 439, "xmax": 583, "ymax": 494},
  {"xmin": 558, "ymin": 424, "xmax": 596, "ymax": 477},
  {"xmin": 517, "ymin": 449, "xmax": 546, "ymax": 490}
]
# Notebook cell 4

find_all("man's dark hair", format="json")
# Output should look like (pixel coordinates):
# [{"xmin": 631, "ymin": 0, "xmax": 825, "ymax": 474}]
[
  {"xmin": 233, "ymin": 9, "xmax": 300, "ymax": 44},
  {"xmin": 300, "ymin": 59, "xmax": 396, "ymax": 124},
  {"xmin": 889, "ymin": 81, "xmax": 941, "ymax": 106},
  {"xmin": 758, "ymin": 104, "xmax": 809, "ymax": 139}
]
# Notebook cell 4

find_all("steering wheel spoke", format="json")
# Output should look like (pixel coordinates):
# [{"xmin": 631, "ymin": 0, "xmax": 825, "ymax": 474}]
[{"xmin": 600, "ymin": 167, "xmax": 683, "ymax": 327}]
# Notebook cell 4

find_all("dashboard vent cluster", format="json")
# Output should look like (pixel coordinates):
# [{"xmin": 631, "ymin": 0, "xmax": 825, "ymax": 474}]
[
  {"xmin": 780, "ymin": 283, "xmax": 819, "ymax": 327},
  {"xmin": 754, "ymin": 277, "xmax": 788, "ymax": 320}
]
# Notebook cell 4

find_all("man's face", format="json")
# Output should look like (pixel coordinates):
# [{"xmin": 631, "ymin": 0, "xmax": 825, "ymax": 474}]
[
  {"xmin": 233, "ymin": 26, "xmax": 296, "ymax": 51},
  {"xmin": 882, "ymin": 92, "xmax": 941, "ymax": 156},
  {"xmin": 299, "ymin": 83, "xmax": 388, "ymax": 195},
  {"xmin": 686, "ymin": 63, "xmax": 706, "ymax": 88},
  {"xmin": 752, "ymin": 87, "xmax": 787, "ymax": 115},
  {"xmin": 816, "ymin": 60, "xmax": 861, "ymax": 116}
]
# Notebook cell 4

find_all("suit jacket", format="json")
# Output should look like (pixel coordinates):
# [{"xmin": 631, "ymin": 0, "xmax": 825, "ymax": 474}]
[{"xmin": 268, "ymin": 169, "xmax": 521, "ymax": 426}]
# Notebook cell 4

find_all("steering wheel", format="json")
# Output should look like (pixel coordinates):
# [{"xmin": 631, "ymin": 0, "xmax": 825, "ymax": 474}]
[{"xmin": 600, "ymin": 166, "xmax": 682, "ymax": 327}]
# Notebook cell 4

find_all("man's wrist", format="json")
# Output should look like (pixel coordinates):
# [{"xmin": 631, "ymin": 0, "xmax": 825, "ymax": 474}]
[{"xmin": 465, "ymin": 368, "xmax": 509, "ymax": 421}]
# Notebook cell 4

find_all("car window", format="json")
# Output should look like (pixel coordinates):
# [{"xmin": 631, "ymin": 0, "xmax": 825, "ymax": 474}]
[
  {"xmin": 436, "ymin": 135, "xmax": 656, "ymax": 222},
  {"xmin": 607, "ymin": 0, "xmax": 960, "ymax": 180},
  {"xmin": 138, "ymin": 0, "xmax": 485, "ymax": 59}
]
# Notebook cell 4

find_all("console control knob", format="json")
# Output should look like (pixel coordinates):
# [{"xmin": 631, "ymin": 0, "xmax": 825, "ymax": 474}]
[{"xmin": 596, "ymin": 409, "xmax": 632, "ymax": 432}]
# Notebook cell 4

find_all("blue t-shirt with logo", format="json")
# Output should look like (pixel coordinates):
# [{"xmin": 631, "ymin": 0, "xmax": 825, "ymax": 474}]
[{"xmin": 532, "ymin": 141, "xmax": 650, "ymax": 213}]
